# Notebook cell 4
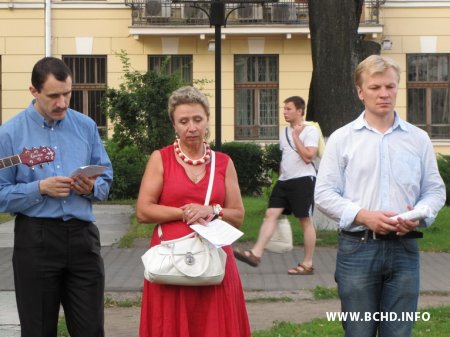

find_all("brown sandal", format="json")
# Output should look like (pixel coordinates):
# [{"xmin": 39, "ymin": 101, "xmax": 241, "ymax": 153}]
[
  {"xmin": 233, "ymin": 248, "xmax": 261, "ymax": 267},
  {"xmin": 287, "ymin": 263, "xmax": 314, "ymax": 275}
]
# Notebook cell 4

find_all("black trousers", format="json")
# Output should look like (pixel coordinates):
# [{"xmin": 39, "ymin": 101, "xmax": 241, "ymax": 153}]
[{"xmin": 12, "ymin": 214, "xmax": 105, "ymax": 337}]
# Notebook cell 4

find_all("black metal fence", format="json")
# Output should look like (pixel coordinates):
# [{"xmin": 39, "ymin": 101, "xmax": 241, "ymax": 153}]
[{"xmin": 125, "ymin": 0, "xmax": 381, "ymax": 26}]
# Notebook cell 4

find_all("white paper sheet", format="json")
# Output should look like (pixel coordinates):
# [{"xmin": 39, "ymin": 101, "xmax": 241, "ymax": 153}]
[
  {"xmin": 70, "ymin": 165, "xmax": 107, "ymax": 178},
  {"xmin": 190, "ymin": 219, "xmax": 244, "ymax": 247}
]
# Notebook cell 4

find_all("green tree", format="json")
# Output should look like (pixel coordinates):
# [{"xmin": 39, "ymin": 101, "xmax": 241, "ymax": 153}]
[
  {"xmin": 101, "ymin": 51, "xmax": 186, "ymax": 155},
  {"xmin": 306, "ymin": 0, "xmax": 381, "ymax": 136}
]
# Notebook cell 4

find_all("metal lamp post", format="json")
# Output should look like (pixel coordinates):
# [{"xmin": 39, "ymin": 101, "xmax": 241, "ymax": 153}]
[
  {"xmin": 210, "ymin": 1, "xmax": 225, "ymax": 151},
  {"xmin": 174, "ymin": 0, "xmax": 270, "ymax": 150}
]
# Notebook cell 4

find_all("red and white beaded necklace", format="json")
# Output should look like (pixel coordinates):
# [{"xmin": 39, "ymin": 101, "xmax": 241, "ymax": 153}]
[{"xmin": 173, "ymin": 139, "xmax": 211, "ymax": 166}]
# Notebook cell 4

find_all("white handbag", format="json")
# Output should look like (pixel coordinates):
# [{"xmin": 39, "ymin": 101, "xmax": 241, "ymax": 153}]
[
  {"xmin": 142, "ymin": 228, "xmax": 227, "ymax": 286},
  {"xmin": 265, "ymin": 216, "xmax": 293, "ymax": 253},
  {"xmin": 141, "ymin": 151, "xmax": 228, "ymax": 286}
]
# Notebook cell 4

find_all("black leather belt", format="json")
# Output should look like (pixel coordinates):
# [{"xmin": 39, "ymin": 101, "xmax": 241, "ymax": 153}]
[
  {"xmin": 340, "ymin": 229, "xmax": 423, "ymax": 240},
  {"xmin": 16, "ymin": 213, "xmax": 91, "ymax": 225}
]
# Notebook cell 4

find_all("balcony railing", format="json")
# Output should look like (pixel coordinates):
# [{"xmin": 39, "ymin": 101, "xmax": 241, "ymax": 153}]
[{"xmin": 125, "ymin": 0, "xmax": 381, "ymax": 27}]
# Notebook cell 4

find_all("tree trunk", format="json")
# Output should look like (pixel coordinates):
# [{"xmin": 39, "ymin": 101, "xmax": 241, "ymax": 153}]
[{"xmin": 306, "ymin": 0, "xmax": 380, "ymax": 136}]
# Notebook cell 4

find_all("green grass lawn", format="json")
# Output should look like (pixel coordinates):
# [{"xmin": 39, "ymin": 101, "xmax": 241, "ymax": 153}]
[
  {"xmin": 0, "ymin": 213, "xmax": 13, "ymax": 223},
  {"xmin": 420, "ymin": 206, "xmax": 450, "ymax": 252},
  {"xmin": 239, "ymin": 196, "xmax": 339, "ymax": 247},
  {"xmin": 96, "ymin": 197, "xmax": 450, "ymax": 252},
  {"xmin": 252, "ymin": 306, "xmax": 450, "ymax": 337},
  {"xmin": 2, "ymin": 198, "xmax": 450, "ymax": 252},
  {"xmin": 239, "ymin": 197, "xmax": 450, "ymax": 252}
]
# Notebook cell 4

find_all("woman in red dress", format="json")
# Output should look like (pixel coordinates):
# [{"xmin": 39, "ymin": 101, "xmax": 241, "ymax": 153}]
[{"xmin": 136, "ymin": 86, "xmax": 251, "ymax": 337}]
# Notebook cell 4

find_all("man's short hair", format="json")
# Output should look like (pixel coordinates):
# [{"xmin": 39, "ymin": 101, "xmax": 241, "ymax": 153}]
[
  {"xmin": 283, "ymin": 96, "xmax": 306, "ymax": 113},
  {"xmin": 355, "ymin": 54, "xmax": 401, "ymax": 88},
  {"xmin": 31, "ymin": 57, "xmax": 72, "ymax": 92}
]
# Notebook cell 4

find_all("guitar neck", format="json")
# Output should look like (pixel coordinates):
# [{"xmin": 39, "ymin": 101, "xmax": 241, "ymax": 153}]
[{"xmin": 0, "ymin": 155, "xmax": 21, "ymax": 170}]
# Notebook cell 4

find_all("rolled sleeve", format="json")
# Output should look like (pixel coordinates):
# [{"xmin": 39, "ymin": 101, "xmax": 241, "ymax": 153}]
[{"xmin": 340, "ymin": 203, "xmax": 362, "ymax": 230}]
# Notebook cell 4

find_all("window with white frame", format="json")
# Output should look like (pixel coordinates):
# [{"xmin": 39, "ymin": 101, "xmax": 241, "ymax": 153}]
[
  {"xmin": 62, "ymin": 55, "xmax": 107, "ymax": 138},
  {"xmin": 407, "ymin": 54, "xmax": 450, "ymax": 139},
  {"xmin": 234, "ymin": 55, "xmax": 279, "ymax": 140}
]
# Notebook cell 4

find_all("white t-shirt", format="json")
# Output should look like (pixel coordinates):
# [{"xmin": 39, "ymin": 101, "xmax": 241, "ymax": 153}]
[{"xmin": 279, "ymin": 125, "xmax": 319, "ymax": 181}]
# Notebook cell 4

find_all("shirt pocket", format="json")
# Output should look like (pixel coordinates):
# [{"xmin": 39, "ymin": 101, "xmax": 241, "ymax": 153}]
[{"xmin": 392, "ymin": 152, "xmax": 421, "ymax": 186}]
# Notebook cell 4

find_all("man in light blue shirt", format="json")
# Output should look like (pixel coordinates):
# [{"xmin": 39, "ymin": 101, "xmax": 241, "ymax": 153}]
[
  {"xmin": 315, "ymin": 55, "xmax": 445, "ymax": 337},
  {"xmin": 0, "ymin": 57, "xmax": 113, "ymax": 337}
]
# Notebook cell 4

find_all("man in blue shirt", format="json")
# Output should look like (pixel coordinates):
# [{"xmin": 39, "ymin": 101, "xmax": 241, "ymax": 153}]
[
  {"xmin": 315, "ymin": 55, "xmax": 445, "ymax": 337},
  {"xmin": 0, "ymin": 57, "xmax": 113, "ymax": 337}
]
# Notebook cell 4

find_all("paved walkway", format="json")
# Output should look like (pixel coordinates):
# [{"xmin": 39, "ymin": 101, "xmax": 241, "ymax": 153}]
[{"xmin": 1, "ymin": 204, "xmax": 450, "ymax": 336}]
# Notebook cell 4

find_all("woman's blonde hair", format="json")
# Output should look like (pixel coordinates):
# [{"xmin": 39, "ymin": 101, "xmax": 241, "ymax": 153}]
[
  {"xmin": 168, "ymin": 86, "xmax": 210, "ymax": 123},
  {"xmin": 355, "ymin": 55, "xmax": 401, "ymax": 88}
]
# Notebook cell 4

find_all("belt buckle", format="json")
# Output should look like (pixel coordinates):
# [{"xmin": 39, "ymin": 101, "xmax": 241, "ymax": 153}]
[{"xmin": 372, "ymin": 231, "xmax": 379, "ymax": 240}]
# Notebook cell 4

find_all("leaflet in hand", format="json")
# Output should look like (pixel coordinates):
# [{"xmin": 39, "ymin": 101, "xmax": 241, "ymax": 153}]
[
  {"xmin": 190, "ymin": 219, "xmax": 244, "ymax": 247},
  {"xmin": 70, "ymin": 165, "xmax": 107, "ymax": 178},
  {"xmin": 389, "ymin": 206, "xmax": 431, "ymax": 221}
]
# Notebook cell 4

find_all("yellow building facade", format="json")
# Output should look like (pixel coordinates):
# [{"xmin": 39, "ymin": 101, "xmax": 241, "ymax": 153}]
[{"xmin": 1, "ymin": 0, "xmax": 450, "ymax": 154}]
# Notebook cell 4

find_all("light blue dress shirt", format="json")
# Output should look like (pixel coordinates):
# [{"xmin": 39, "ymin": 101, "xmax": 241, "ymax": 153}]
[
  {"xmin": 315, "ymin": 112, "xmax": 446, "ymax": 231},
  {"xmin": 0, "ymin": 100, "xmax": 113, "ymax": 222}
]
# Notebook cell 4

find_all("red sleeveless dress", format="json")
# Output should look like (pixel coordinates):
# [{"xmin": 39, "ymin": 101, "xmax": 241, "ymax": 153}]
[{"xmin": 139, "ymin": 145, "xmax": 251, "ymax": 337}]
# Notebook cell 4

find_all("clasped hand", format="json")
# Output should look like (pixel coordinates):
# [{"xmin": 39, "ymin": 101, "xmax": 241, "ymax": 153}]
[
  {"xmin": 357, "ymin": 208, "xmax": 419, "ymax": 236},
  {"xmin": 181, "ymin": 203, "xmax": 214, "ymax": 225}
]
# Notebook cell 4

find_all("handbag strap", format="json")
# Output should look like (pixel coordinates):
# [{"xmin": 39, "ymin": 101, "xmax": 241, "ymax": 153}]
[
  {"xmin": 285, "ymin": 127, "xmax": 296, "ymax": 152},
  {"xmin": 158, "ymin": 150, "xmax": 216, "ymax": 239},
  {"xmin": 204, "ymin": 150, "xmax": 215, "ymax": 206},
  {"xmin": 285, "ymin": 127, "xmax": 317, "ymax": 172}
]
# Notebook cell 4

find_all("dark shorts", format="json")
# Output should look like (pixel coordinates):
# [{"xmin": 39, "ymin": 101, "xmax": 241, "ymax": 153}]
[{"xmin": 268, "ymin": 176, "xmax": 316, "ymax": 218}]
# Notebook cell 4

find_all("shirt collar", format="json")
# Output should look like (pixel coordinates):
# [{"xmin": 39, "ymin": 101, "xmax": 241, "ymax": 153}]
[
  {"xmin": 353, "ymin": 111, "xmax": 409, "ymax": 133},
  {"xmin": 26, "ymin": 99, "xmax": 63, "ymax": 128}
]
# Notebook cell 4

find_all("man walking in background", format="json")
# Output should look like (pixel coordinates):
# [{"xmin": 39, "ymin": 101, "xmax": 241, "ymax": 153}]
[{"xmin": 234, "ymin": 96, "xmax": 318, "ymax": 275}]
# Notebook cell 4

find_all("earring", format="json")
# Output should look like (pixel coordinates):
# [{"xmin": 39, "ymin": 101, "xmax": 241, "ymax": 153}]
[
  {"xmin": 175, "ymin": 132, "xmax": 179, "ymax": 139},
  {"xmin": 204, "ymin": 128, "xmax": 210, "ymax": 140}
]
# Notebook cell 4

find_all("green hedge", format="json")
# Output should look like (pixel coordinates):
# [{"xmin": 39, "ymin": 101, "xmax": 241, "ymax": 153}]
[
  {"xmin": 218, "ymin": 142, "xmax": 282, "ymax": 196},
  {"xmin": 105, "ymin": 140, "xmax": 147, "ymax": 200},
  {"xmin": 437, "ymin": 154, "xmax": 450, "ymax": 205},
  {"xmin": 263, "ymin": 143, "xmax": 282, "ymax": 174},
  {"xmin": 219, "ymin": 142, "xmax": 265, "ymax": 196},
  {"xmin": 106, "ymin": 140, "xmax": 282, "ymax": 200}
]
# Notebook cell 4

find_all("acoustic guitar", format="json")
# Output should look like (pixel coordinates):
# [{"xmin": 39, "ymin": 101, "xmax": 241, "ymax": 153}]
[{"xmin": 0, "ymin": 146, "xmax": 55, "ymax": 170}]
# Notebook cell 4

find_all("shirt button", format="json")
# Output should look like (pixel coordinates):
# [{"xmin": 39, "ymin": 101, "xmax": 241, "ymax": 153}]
[
  {"xmin": 54, "ymin": 146, "xmax": 57, "ymax": 150},
  {"xmin": 56, "ymin": 165, "xmax": 60, "ymax": 169}
]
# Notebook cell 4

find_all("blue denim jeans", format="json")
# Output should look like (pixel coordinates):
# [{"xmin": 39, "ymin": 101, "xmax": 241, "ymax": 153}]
[{"xmin": 335, "ymin": 233, "xmax": 420, "ymax": 337}]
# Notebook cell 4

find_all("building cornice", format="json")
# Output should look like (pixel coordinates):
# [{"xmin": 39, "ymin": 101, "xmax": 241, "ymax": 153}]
[
  {"xmin": 0, "ymin": 2, "xmax": 127, "ymax": 9},
  {"xmin": 384, "ymin": 1, "xmax": 450, "ymax": 8},
  {"xmin": 128, "ymin": 25, "xmax": 383, "ymax": 38}
]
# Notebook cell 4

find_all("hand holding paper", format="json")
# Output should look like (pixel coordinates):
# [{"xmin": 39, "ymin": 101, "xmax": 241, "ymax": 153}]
[
  {"xmin": 190, "ymin": 219, "xmax": 243, "ymax": 247},
  {"xmin": 70, "ymin": 165, "xmax": 107, "ymax": 178},
  {"xmin": 389, "ymin": 206, "xmax": 431, "ymax": 221}
]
